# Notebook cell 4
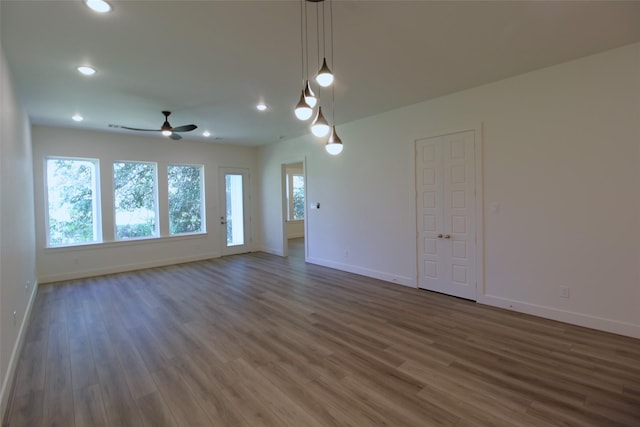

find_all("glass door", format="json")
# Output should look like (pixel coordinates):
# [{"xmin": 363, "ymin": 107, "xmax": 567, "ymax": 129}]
[{"xmin": 220, "ymin": 168, "xmax": 251, "ymax": 255}]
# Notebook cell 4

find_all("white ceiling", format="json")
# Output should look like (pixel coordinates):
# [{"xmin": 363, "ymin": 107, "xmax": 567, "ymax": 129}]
[{"xmin": 2, "ymin": 1, "xmax": 640, "ymax": 146}]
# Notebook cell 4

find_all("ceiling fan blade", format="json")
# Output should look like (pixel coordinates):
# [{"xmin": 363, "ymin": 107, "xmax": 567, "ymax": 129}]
[
  {"xmin": 170, "ymin": 133, "xmax": 182, "ymax": 141},
  {"xmin": 120, "ymin": 126, "xmax": 160, "ymax": 132},
  {"xmin": 171, "ymin": 124, "xmax": 197, "ymax": 133}
]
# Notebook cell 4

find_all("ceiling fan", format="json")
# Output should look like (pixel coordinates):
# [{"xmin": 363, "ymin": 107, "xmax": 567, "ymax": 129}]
[{"xmin": 118, "ymin": 111, "xmax": 197, "ymax": 140}]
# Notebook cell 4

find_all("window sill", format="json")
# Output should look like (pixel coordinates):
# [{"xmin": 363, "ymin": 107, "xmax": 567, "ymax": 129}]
[{"xmin": 44, "ymin": 232, "xmax": 208, "ymax": 253}]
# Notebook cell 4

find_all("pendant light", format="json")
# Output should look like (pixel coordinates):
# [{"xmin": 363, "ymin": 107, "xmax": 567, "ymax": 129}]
[
  {"xmin": 294, "ymin": 90, "xmax": 313, "ymax": 121},
  {"xmin": 293, "ymin": 0, "xmax": 342, "ymax": 152},
  {"xmin": 303, "ymin": 80, "xmax": 317, "ymax": 108},
  {"xmin": 311, "ymin": 106, "xmax": 330, "ymax": 137},
  {"xmin": 324, "ymin": 0, "xmax": 342, "ymax": 153},
  {"xmin": 316, "ymin": 58, "xmax": 334, "ymax": 87},
  {"xmin": 294, "ymin": 0, "xmax": 314, "ymax": 121},
  {"xmin": 325, "ymin": 126, "xmax": 343, "ymax": 155},
  {"xmin": 315, "ymin": 1, "xmax": 334, "ymax": 87}
]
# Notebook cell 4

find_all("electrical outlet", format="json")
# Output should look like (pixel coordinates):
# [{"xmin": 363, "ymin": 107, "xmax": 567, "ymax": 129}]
[{"xmin": 559, "ymin": 286, "xmax": 570, "ymax": 298}]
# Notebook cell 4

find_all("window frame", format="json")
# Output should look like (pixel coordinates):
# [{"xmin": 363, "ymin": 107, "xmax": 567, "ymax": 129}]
[
  {"xmin": 44, "ymin": 156, "xmax": 102, "ymax": 248},
  {"xmin": 167, "ymin": 163, "xmax": 206, "ymax": 236}
]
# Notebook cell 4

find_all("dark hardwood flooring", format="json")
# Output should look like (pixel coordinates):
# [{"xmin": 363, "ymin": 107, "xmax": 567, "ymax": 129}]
[{"xmin": 4, "ymin": 239, "xmax": 640, "ymax": 426}]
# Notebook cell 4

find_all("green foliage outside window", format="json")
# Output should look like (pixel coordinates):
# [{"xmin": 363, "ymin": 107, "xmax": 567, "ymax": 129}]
[
  {"xmin": 114, "ymin": 162, "xmax": 157, "ymax": 239},
  {"xmin": 292, "ymin": 175, "xmax": 305, "ymax": 220},
  {"xmin": 47, "ymin": 158, "xmax": 99, "ymax": 246},
  {"xmin": 168, "ymin": 165, "xmax": 203, "ymax": 235}
]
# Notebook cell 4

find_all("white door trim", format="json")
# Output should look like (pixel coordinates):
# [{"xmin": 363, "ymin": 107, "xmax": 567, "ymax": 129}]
[{"xmin": 414, "ymin": 123, "xmax": 484, "ymax": 300}]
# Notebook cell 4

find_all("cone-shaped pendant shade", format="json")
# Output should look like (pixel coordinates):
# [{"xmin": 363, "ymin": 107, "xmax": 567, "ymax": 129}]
[
  {"xmin": 294, "ymin": 91, "xmax": 313, "ymax": 121},
  {"xmin": 316, "ymin": 58, "xmax": 334, "ymax": 87},
  {"xmin": 303, "ymin": 80, "xmax": 317, "ymax": 108},
  {"xmin": 325, "ymin": 126, "xmax": 343, "ymax": 155},
  {"xmin": 311, "ymin": 107, "xmax": 330, "ymax": 138}
]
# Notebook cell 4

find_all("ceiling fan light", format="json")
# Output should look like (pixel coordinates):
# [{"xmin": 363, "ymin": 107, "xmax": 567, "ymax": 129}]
[
  {"xmin": 326, "ymin": 126, "xmax": 344, "ymax": 155},
  {"xmin": 303, "ymin": 80, "xmax": 317, "ymax": 108},
  {"xmin": 315, "ymin": 58, "xmax": 334, "ymax": 87},
  {"xmin": 311, "ymin": 107, "xmax": 330, "ymax": 138},
  {"xmin": 294, "ymin": 91, "xmax": 313, "ymax": 121},
  {"xmin": 161, "ymin": 119, "xmax": 172, "ymax": 133}
]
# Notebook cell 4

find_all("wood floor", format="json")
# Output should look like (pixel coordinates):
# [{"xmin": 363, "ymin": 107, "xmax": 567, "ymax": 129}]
[{"xmin": 4, "ymin": 238, "xmax": 640, "ymax": 426}]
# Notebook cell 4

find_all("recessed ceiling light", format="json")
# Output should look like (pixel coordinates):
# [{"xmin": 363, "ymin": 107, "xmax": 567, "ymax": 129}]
[
  {"xmin": 202, "ymin": 131, "xmax": 211, "ymax": 137},
  {"xmin": 77, "ymin": 66, "xmax": 96, "ymax": 76},
  {"xmin": 85, "ymin": 0, "xmax": 112, "ymax": 13},
  {"xmin": 72, "ymin": 114, "xmax": 84, "ymax": 122},
  {"xmin": 256, "ymin": 103, "xmax": 268, "ymax": 111}
]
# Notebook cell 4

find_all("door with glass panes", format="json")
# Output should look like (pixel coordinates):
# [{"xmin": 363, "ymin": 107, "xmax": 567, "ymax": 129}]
[{"xmin": 220, "ymin": 168, "xmax": 251, "ymax": 255}]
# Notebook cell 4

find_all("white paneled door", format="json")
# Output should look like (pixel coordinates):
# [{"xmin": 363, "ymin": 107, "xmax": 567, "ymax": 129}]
[{"xmin": 416, "ymin": 131, "xmax": 476, "ymax": 300}]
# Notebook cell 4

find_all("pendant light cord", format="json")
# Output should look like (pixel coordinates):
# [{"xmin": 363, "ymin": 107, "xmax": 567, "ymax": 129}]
[
  {"xmin": 304, "ymin": 0, "xmax": 309, "ymax": 81},
  {"xmin": 321, "ymin": 2, "xmax": 326, "ymax": 59},
  {"xmin": 316, "ymin": 3, "xmax": 321, "ymax": 75},
  {"xmin": 300, "ymin": 0, "xmax": 304, "ymax": 82},
  {"xmin": 330, "ymin": 0, "xmax": 335, "ymax": 123}
]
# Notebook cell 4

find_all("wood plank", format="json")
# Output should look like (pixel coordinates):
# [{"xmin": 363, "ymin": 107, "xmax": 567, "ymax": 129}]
[
  {"xmin": 136, "ymin": 391, "xmax": 178, "ymax": 427},
  {"xmin": 73, "ymin": 384, "xmax": 108, "ymax": 427}
]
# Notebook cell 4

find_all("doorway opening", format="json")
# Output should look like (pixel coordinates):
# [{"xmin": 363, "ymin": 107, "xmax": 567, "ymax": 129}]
[{"xmin": 282, "ymin": 161, "xmax": 306, "ymax": 259}]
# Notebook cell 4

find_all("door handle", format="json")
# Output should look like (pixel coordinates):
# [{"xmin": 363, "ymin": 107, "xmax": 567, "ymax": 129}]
[
  {"xmin": 437, "ymin": 234, "xmax": 443, "ymax": 238},
  {"xmin": 444, "ymin": 234, "xmax": 451, "ymax": 239}
]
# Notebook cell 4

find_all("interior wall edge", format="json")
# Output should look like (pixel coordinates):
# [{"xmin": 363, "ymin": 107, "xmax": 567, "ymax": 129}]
[
  {"xmin": 256, "ymin": 246, "xmax": 285, "ymax": 257},
  {"xmin": 0, "ymin": 279, "xmax": 38, "ymax": 422}
]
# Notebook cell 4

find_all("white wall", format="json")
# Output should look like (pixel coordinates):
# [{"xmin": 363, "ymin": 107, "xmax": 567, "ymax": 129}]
[
  {"xmin": 32, "ymin": 126, "xmax": 258, "ymax": 283},
  {"xmin": 258, "ymin": 42, "xmax": 640, "ymax": 338},
  {"xmin": 0, "ymin": 48, "xmax": 37, "ymax": 419},
  {"xmin": 287, "ymin": 221, "xmax": 304, "ymax": 239}
]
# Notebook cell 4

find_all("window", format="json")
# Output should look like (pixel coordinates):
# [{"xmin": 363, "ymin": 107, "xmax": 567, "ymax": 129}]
[
  {"xmin": 113, "ymin": 161, "xmax": 158, "ymax": 239},
  {"xmin": 168, "ymin": 164, "xmax": 204, "ymax": 235},
  {"xmin": 286, "ymin": 171, "xmax": 305, "ymax": 221},
  {"xmin": 45, "ymin": 157, "xmax": 101, "ymax": 247}
]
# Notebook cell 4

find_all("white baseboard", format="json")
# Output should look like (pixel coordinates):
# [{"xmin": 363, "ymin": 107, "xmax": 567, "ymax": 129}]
[
  {"xmin": 478, "ymin": 294, "xmax": 640, "ymax": 339},
  {"xmin": 257, "ymin": 246, "xmax": 284, "ymax": 256},
  {"xmin": 307, "ymin": 256, "xmax": 416, "ymax": 288},
  {"xmin": 1, "ymin": 279, "xmax": 38, "ymax": 421},
  {"xmin": 39, "ymin": 252, "xmax": 221, "ymax": 284},
  {"xmin": 303, "ymin": 257, "xmax": 640, "ymax": 339}
]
